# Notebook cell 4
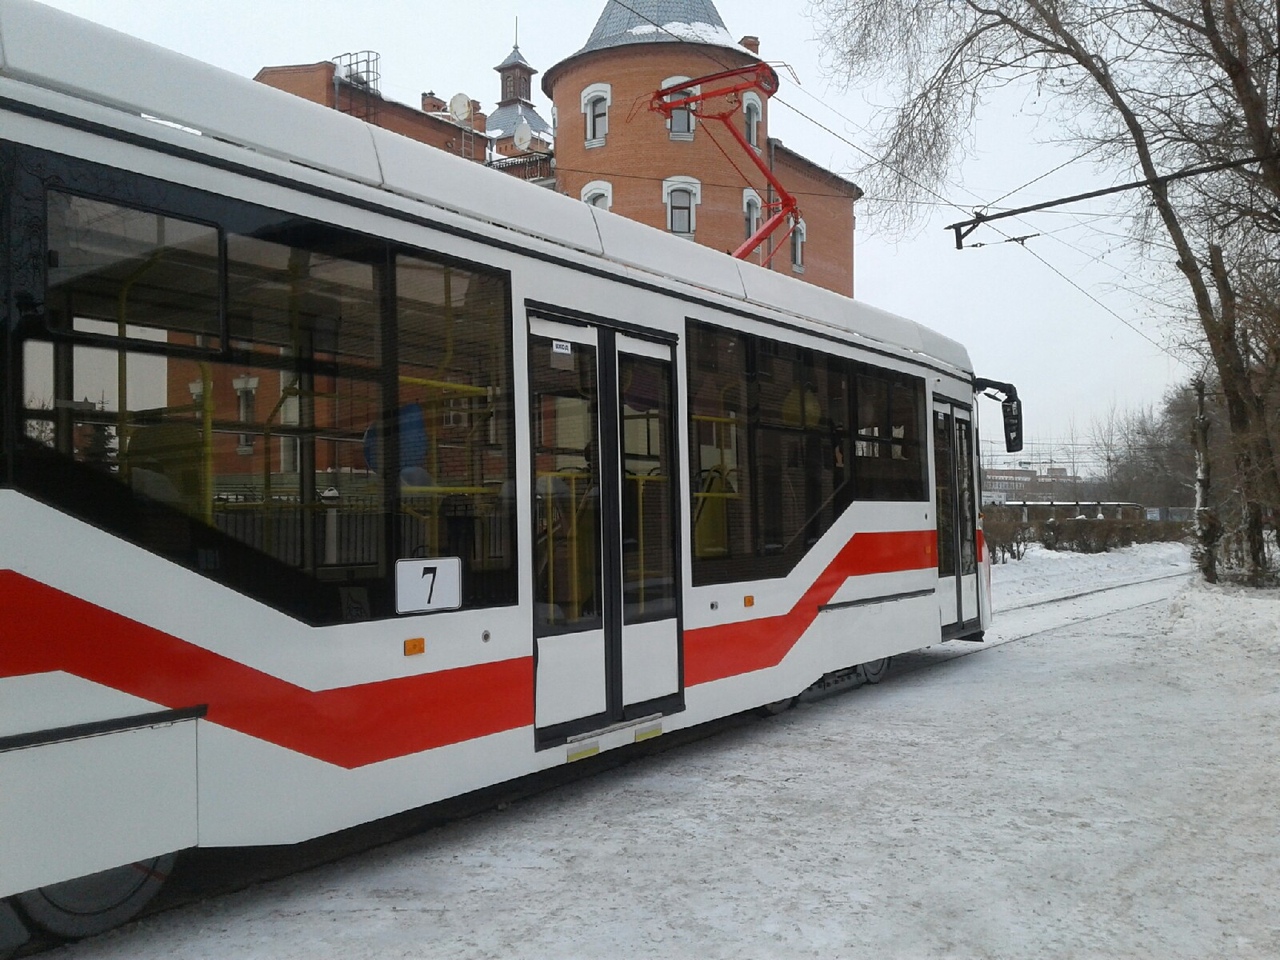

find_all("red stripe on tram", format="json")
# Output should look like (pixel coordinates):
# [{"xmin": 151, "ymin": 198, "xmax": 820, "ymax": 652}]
[
  {"xmin": 0, "ymin": 529, "xmax": 936, "ymax": 766},
  {"xmin": 0, "ymin": 571, "xmax": 533, "ymax": 770},
  {"xmin": 683, "ymin": 530, "xmax": 936, "ymax": 686}
]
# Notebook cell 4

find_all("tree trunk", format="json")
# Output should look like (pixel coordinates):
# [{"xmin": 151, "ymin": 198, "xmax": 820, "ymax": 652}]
[{"xmin": 1191, "ymin": 380, "xmax": 1220, "ymax": 583}]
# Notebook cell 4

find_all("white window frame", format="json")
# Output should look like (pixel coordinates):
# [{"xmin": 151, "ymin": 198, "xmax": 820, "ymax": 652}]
[
  {"xmin": 581, "ymin": 180, "xmax": 613, "ymax": 211},
  {"xmin": 790, "ymin": 217, "xmax": 807, "ymax": 272},
  {"xmin": 743, "ymin": 188, "xmax": 763, "ymax": 240},
  {"xmin": 661, "ymin": 76, "xmax": 699, "ymax": 141},
  {"xmin": 663, "ymin": 176, "xmax": 702, "ymax": 236},
  {"xmin": 580, "ymin": 82, "xmax": 612, "ymax": 148},
  {"xmin": 742, "ymin": 92, "xmax": 763, "ymax": 149}
]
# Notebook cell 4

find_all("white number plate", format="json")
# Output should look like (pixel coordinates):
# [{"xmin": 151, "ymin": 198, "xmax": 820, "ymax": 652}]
[{"xmin": 395, "ymin": 557, "xmax": 463, "ymax": 614}]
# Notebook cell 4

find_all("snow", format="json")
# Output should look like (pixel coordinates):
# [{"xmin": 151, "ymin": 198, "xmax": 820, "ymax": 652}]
[
  {"xmin": 51, "ymin": 542, "xmax": 1280, "ymax": 959},
  {"xmin": 627, "ymin": 20, "xmax": 753, "ymax": 55}
]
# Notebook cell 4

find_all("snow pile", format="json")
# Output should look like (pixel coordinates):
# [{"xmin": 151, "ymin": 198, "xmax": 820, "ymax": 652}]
[
  {"xmin": 1168, "ymin": 577, "xmax": 1280, "ymax": 657},
  {"xmin": 992, "ymin": 540, "xmax": 1191, "ymax": 609}
]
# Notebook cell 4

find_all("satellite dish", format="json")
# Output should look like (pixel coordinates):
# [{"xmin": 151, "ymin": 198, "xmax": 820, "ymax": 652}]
[
  {"xmin": 448, "ymin": 93, "xmax": 472, "ymax": 123},
  {"xmin": 512, "ymin": 117, "xmax": 532, "ymax": 151}
]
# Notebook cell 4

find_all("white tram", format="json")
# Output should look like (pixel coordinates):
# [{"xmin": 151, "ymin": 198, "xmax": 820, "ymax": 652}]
[{"xmin": 0, "ymin": 0, "xmax": 1022, "ymax": 945}]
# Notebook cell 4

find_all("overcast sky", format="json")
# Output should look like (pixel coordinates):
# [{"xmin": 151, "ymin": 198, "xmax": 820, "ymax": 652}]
[{"xmin": 31, "ymin": 0, "xmax": 1193, "ymax": 471}]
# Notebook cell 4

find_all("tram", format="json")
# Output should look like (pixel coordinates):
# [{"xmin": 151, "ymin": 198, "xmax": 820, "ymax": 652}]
[{"xmin": 0, "ymin": 0, "xmax": 1022, "ymax": 945}]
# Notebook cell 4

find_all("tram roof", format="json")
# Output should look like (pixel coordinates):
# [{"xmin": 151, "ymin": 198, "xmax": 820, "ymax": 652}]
[{"xmin": 0, "ymin": 0, "xmax": 972, "ymax": 378}]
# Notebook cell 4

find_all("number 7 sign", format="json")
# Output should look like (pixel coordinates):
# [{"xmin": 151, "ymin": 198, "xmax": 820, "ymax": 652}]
[{"xmin": 395, "ymin": 558, "xmax": 462, "ymax": 614}]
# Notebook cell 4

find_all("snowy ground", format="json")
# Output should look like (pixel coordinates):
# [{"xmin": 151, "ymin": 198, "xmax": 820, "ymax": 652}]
[{"xmin": 50, "ymin": 541, "xmax": 1280, "ymax": 959}]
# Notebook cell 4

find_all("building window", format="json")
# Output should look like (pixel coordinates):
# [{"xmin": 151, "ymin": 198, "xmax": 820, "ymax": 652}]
[
  {"xmin": 663, "ymin": 176, "xmax": 701, "ymax": 236},
  {"xmin": 580, "ymin": 82, "xmax": 611, "ymax": 148},
  {"xmin": 790, "ymin": 217, "xmax": 806, "ymax": 271},
  {"xmin": 743, "ymin": 189, "xmax": 762, "ymax": 240},
  {"xmin": 743, "ymin": 93, "xmax": 762, "ymax": 148},
  {"xmin": 661, "ymin": 76, "xmax": 697, "ymax": 141},
  {"xmin": 670, "ymin": 189, "xmax": 693, "ymax": 234},
  {"xmin": 581, "ymin": 180, "xmax": 613, "ymax": 210}
]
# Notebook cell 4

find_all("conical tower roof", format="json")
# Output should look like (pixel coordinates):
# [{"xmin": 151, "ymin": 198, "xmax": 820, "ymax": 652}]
[
  {"xmin": 544, "ymin": 0, "xmax": 753, "ymax": 93},
  {"xmin": 576, "ymin": 0, "xmax": 741, "ymax": 56}
]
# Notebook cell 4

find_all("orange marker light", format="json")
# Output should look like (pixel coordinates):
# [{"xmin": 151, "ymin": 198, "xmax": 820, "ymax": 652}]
[
  {"xmin": 744, "ymin": 595, "xmax": 754, "ymax": 608},
  {"xmin": 404, "ymin": 637, "xmax": 425, "ymax": 656}
]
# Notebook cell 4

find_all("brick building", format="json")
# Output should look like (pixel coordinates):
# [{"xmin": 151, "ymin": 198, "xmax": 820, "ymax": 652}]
[
  {"xmin": 542, "ymin": 0, "xmax": 862, "ymax": 296},
  {"xmin": 256, "ymin": 54, "xmax": 491, "ymax": 163}
]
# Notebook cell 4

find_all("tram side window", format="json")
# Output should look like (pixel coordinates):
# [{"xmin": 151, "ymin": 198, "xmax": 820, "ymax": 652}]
[
  {"xmin": 395, "ymin": 256, "xmax": 517, "ymax": 608},
  {"xmin": 17, "ymin": 171, "xmax": 515, "ymax": 623},
  {"xmin": 753, "ymin": 341, "xmax": 841, "ymax": 568},
  {"xmin": 204, "ymin": 229, "xmax": 385, "ymax": 575},
  {"xmin": 688, "ymin": 319, "xmax": 925, "ymax": 586},
  {"xmin": 853, "ymin": 370, "xmax": 926, "ymax": 500},
  {"xmin": 688, "ymin": 323, "xmax": 752, "ymax": 584},
  {"xmin": 44, "ymin": 193, "xmax": 221, "ymax": 345}
]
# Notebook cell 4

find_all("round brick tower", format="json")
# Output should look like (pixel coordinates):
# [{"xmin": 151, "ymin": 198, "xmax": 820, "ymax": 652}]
[
  {"xmin": 543, "ymin": 0, "xmax": 859, "ymax": 296},
  {"xmin": 543, "ymin": 1, "xmax": 774, "ymax": 261}
]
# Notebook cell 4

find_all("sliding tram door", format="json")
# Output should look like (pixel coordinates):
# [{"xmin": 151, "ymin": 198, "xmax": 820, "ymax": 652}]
[
  {"xmin": 528, "ymin": 316, "xmax": 683, "ymax": 746},
  {"xmin": 934, "ymin": 401, "xmax": 980, "ymax": 637}
]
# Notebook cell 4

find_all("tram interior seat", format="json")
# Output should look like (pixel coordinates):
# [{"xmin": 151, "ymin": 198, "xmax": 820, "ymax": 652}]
[{"xmin": 694, "ymin": 465, "xmax": 735, "ymax": 558}]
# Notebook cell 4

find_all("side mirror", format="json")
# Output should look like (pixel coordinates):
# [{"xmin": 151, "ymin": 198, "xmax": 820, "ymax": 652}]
[
  {"xmin": 975, "ymin": 378, "xmax": 1023, "ymax": 454},
  {"xmin": 1002, "ymin": 399, "xmax": 1023, "ymax": 453}
]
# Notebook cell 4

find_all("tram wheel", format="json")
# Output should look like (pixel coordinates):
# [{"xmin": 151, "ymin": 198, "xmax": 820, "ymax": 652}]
[
  {"xmin": 858, "ymin": 658, "xmax": 891, "ymax": 684},
  {"xmin": 15, "ymin": 853, "xmax": 175, "ymax": 940},
  {"xmin": 756, "ymin": 696, "xmax": 796, "ymax": 717}
]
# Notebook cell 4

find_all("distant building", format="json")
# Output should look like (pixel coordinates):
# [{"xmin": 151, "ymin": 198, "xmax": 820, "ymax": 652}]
[
  {"xmin": 256, "ymin": 54, "xmax": 490, "ymax": 163},
  {"xmin": 982, "ymin": 467, "xmax": 1087, "ymax": 505}
]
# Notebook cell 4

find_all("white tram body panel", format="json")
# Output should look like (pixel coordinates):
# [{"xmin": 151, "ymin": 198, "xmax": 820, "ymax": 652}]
[{"xmin": 0, "ymin": 0, "xmax": 1000, "ymax": 923}]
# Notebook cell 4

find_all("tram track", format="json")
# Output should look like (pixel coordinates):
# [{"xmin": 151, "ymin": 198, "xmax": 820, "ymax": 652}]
[{"xmin": 887, "ymin": 569, "xmax": 1193, "ymax": 677}]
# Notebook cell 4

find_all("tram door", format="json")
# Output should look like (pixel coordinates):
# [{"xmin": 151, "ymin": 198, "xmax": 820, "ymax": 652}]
[
  {"xmin": 528, "ymin": 317, "xmax": 683, "ymax": 746},
  {"xmin": 933, "ymin": 401, "xmax": 980, "ymax": 636}
]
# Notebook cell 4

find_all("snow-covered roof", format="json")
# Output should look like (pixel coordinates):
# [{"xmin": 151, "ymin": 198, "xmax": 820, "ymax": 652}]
[
  {"xmin": 494, "ymin": 44, "xmax": 536, "ymax": 74},
  {"xmin": 555, "ymin": 0, "xmax": 754, "ymax": 67},
  {"xmin": 486, "ymin": 100, "xmax": 552, "ymax": 141}
]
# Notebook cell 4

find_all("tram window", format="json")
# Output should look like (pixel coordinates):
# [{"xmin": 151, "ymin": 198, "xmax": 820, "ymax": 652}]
[
  {"xmin": 688, "ymin": 319, "xmax": 924, "ymax": 586},
  {"xmin": 754, "ymin": 342, "xmax": 835, "ymax": 563},
  {"xmin": 227, "ymin": 230, "xmax": 382, "ymax": 368},
  {"xmin": 45, "ymin": 193, "xmax": 220, "ymax": 346},
  {"xmin": 853, "ymin": 371, "xmax": 925, "ymax": 500},
  {"xmin": 396, "ymin": 257, "xmax": 517, "ymax": 608},
  {"xmin": 14, "ymin": 152, "xmax": 516, "ymax": 623},
  {"xmin": 934, "ymin": 410, "xmax": 956, "ymax": 578},
  {"xmin": 620, "ymin": 352, "xmax": 676, "ymax": 623},
  {"xmin": 688, "ymin": 323, "xmax": 752, "ymax": 585}
]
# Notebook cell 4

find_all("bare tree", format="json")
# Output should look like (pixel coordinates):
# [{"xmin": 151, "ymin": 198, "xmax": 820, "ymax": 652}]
[{"xmin": 812, "ymin": 0, "xmax": 1280, "ymax": 579}]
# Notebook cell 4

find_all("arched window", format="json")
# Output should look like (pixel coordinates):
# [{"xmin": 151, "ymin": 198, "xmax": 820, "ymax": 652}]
[
  {"xmin": 661, "ymin": 76, "xmax": 698, "ymax": 141},
  {"xmin": 742, "ymin": 93, "xmax": 763, "ymax": 149},
  {"xmin": 580, "ymin": 83, "xmax": 612, "ymax": 147},
  {"xmin": 790, "ymin": 217, "xmax": 807, "ymax": 271},
  {"xmin": 663, "ymin": 176, "xmax": 701, "ymax": 236},
  {"xmin": 743, "ymin": 189, "xmax": 762, "ymax": 240},
  {"xmin": 670, "ymin": 91, "xmax": 693, "ymax": 136},
  {"xmin": 670, "ymin": 189, "xmax": 693, "ymax": 233},
  {"xmin": 581, "ymin": 180, "xmax": 613, "ymax": 210},
  {"xmin": 588, "ymin": 97, "xmax": 608, "ymax": 140}
]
